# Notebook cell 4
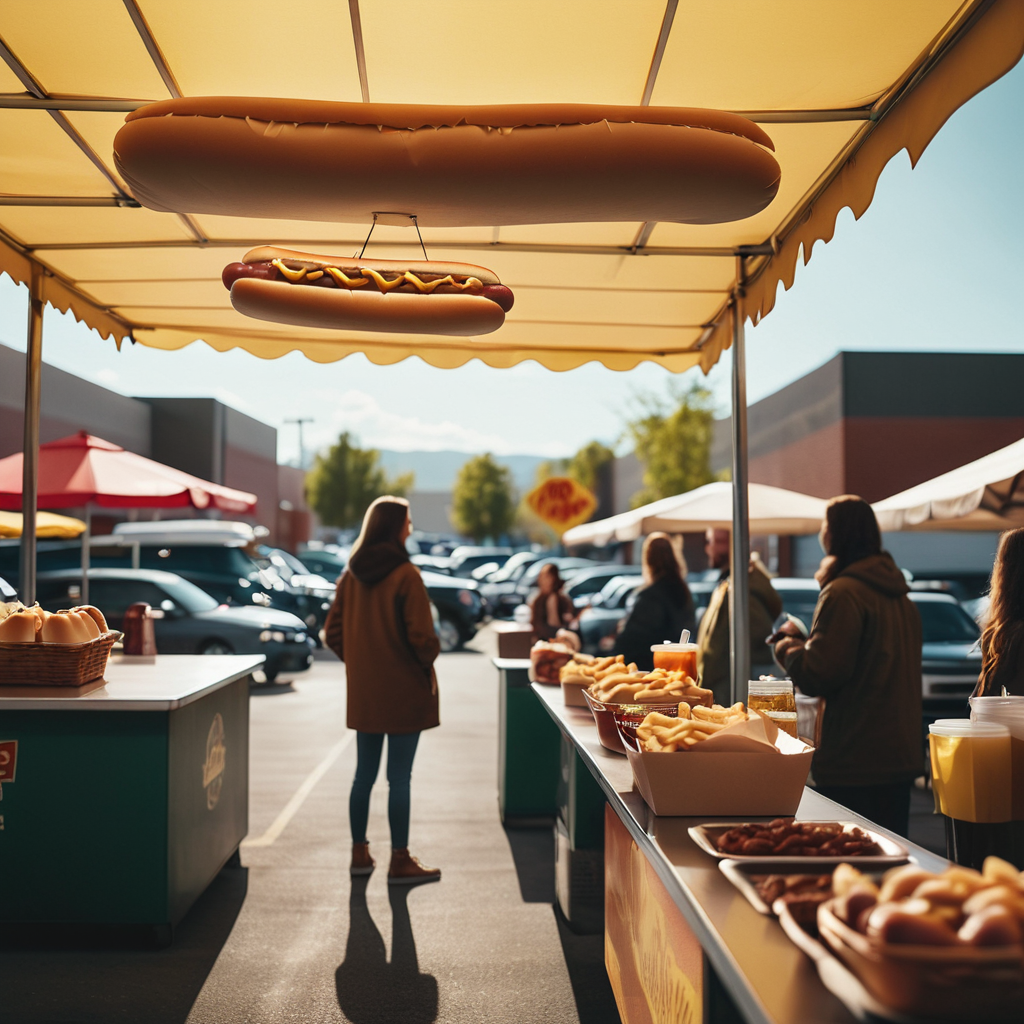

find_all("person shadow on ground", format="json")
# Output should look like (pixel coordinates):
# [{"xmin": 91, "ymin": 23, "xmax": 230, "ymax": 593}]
[{"xmin": 336, "ymin": 877, "xmax": 438, "ymax": 1024}]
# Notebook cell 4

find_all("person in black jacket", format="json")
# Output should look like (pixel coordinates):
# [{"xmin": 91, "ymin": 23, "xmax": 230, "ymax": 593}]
[{"xmin": 614, "ymin": 533, "xmax": 695, "ymax": 672}]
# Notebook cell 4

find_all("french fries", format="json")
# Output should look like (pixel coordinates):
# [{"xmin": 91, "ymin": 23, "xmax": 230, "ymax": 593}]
[
  {"xmin": 586, "ymin": 664, "xmax": 712, "ymax": 705},
  {"xmin": 635, "ymin": 702, "xmax": 750, "ymax": 752}
]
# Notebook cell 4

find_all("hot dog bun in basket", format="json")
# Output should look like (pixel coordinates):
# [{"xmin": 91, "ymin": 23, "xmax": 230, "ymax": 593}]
[
  {"xmin": 114, "ymin": 100, "xmax": 780, "ymax": 226},
  {"xmin": 223, "ymin": 248, "xmax": 512, "ymax": 336}
]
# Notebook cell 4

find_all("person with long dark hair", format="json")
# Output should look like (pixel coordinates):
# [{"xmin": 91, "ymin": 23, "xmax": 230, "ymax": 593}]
[
  {"xmin": 975, "ymin": 527, "xmax": 1024, "ymax": 696},
  {"xmin": 529, "ymin": 562, "xmax": 575, "ymax": 643},
  {"xmin": 773, "ymin": 495, "xmax": 921, "ymax": 837},
  {"xmin": 615, "ymin": 533, "xmax": 695, "ymax": 672},
  {"xmin": 324, "ymin": 496, "xmax": 441, "ymax": 884}
]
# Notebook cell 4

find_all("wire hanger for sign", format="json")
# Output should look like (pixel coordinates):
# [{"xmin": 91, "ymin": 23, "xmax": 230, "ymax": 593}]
[{"xmin": 356, "ymin": 213, "xmax": 429, "ymax": 261}]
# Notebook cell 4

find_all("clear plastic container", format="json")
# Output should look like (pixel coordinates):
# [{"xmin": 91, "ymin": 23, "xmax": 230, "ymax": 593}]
[
  {"xmin": 650, "ymin": 642, "xmax": 698, "ymax": 681},
  {"xmin": 971, "ymin": 696, "xmax": 1024, "ymax": 818},
  {"xmin": 929, "ymin": 719, "xmax": 1012, "ymax": 824},
  {"xmin": 747, "ymin": 678, "xmax": 798, "ymax": 737}
]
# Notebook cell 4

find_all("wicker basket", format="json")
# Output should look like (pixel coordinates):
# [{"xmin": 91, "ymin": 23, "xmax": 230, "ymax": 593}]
[{"xmin": 0, "ymin": 631, "xmax": 123, "ymax": 687}]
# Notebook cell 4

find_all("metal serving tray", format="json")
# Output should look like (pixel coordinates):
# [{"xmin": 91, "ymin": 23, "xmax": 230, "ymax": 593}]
[
  {"xmin": 689, "ymin": 821, "xmax": 910, "ymax": 867},
  {"xmin": 718, "ymin": 859, "xmax": 836, "ymax": 916}
]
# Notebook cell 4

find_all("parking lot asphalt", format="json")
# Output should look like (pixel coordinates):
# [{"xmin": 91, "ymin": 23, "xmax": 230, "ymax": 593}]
[{"xmin": 0, "ymin": 627, "xmax": 618, "ymax": 1024}]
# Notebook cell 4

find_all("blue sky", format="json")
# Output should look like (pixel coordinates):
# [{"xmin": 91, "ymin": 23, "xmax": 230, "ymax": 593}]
[{"xmin": 1, "ymin": 59, "xmax": 1021, "ymax": 465}]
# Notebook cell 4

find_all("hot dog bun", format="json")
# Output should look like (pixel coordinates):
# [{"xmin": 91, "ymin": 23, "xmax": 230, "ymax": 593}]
[
  {"xmin": 228, "ymin": 247, "xmax": 509, "ymax": 335},
  {"xmin": 74, "ymin": 604, "xmax": 109, "ymax": 633},
  {"xmin": 114, "ymin": 99, "xmax": 780, "ymax": 226},
  {"xmin": 41, "ymin": 610, "xmax": 93, "ymax": 644},
  {"xmin": 0, "ymin": 610, "xmax": 39, "ymax": 643}
]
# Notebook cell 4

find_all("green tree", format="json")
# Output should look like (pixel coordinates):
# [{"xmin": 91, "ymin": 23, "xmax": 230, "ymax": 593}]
[
  {"xmin": 451, "ymin": 453, "xmax": 515, "ymax": 542},
  {"xmin": 305, "ymin": 432, "xmax": 413, "ymax": 529},
  {"xmin": 567, "ymin": 440, "xmax": 614, "ymax": 493},
  {"xmin": 625, "ymin": 382, "xmax": 716, "ymax": 507}
]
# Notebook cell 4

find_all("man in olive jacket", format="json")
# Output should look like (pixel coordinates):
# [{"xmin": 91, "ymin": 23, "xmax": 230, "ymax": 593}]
[
  {"xmin": 697, "ymin": 529, "xmax": 783, "ymax": 706},
  {"xmin": 776, "ymin": 543, "xmax": 922, "ymax": 837}
]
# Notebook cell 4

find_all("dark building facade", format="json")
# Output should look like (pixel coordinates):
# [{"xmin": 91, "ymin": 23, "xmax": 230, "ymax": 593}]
[
  {"xmin": 712, "ymin": 352, "xmax": 1024, "ymax": 503},
  {"xmin": 0, "ymin": 343, "xmax": 305, "ymax": 546}
]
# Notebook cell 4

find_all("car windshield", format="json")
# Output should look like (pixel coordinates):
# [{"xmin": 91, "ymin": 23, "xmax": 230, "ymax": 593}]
[
  {"xmin": 140, "ymin": 545, "xmax": 259, "ymax": 577},
  {"xmin": 916, "ymin": 600, "xmax": 981, "ymax": 644},
  {"xmin": 158, "ymin": 576, "xmax": 220, "ymax": 614},
  {"xmin": 490, "ymin": 553, "xmax": 537, "ymax": 582}
]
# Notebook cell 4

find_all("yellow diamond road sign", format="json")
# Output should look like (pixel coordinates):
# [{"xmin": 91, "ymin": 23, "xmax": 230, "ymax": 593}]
[{"xmin": 525, "ymin": 477, "xmax": 597, "ymax": 534}]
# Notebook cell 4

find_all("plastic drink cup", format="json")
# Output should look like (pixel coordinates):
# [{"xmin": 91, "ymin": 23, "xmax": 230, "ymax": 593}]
[
  {"xmin": 747, "ymin": 678, "xmax": 798, "ymax": 737},
  {"xmin": 971, "ymin": 696, "xmax": 1024, "ymax": 818},
  {"xmin": 650, "ymin": 642, "xmax": 698, "ymax": 680},
  {"xmin": 929, "ymin": 719, "xmax": 1011, "ymax": 824}
]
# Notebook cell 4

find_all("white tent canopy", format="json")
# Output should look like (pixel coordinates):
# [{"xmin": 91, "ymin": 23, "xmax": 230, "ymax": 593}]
[
  {"xmin": 873, "ymin": 437, "xmax": 1024, "ymax": 532},
  {"xmin": 563, "ymin": 481, "xmax": 827, "ymax": 546}
]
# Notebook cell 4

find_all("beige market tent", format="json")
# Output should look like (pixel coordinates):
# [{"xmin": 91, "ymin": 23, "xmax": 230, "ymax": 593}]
[
  {"xmin": 564, "ymin": 482, "xmax": 827, "ymax": 547},
  {"xmin": 873, "ymin": 437, "xmax": 1024, "ymax": 532},
  {"xmin": 3, "ymin": 0, "xmax": 1023, "ymax": 693}
]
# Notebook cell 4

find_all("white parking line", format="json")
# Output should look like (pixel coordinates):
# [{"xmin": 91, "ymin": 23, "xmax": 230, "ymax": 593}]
[{"xmin": 242, "ymin": 731, "xmax": 355, "ymax": 848}]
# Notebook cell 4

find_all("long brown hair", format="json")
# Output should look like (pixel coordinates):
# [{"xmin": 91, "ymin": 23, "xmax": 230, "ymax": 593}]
[
  {"xmin": 978, "ymin": 527, "xmax": 1024, "ymax": 694},
  {"xmin": 642, "ymin": 532, "xmax": 691, "ymax": 604},
  {"xmin": 349, "ymin": 496, "xmax": 410, "ymax": 558},
  {"xmin": 816, "ymin": 495, "xmax": 882, "ymax": 587}
]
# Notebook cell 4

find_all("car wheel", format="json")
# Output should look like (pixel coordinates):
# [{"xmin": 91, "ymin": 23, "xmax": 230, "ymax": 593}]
[
  {"xmin": 437, "ymin": 617, "xmax": 461, "ymax": 653},
  {"xmin": 199, "ymin": 639, "xmax": 234, "ymax": 655}
]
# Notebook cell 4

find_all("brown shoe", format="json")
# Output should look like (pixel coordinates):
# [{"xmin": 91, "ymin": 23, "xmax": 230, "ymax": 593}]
[
  {"xmin": 387, "ymin": 848, "xmax": 441, "ymax": 885},
  {"xmin": 350, "ymin": 842, "xmax": 375, "ymax": 876}
]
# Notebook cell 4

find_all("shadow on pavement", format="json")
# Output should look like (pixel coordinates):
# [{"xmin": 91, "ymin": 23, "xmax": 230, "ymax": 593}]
[
  {"xmin": 249, "ymin": 679, "xmax": 297, "ymax": 696},
  {"xmin": 504, "ymin": 824, "xmax": 556, "ymax": 903},
  {"xmin": 503, "ymin": 826, "xmax": 621, "ymax": 1024},
  {"xmin": 0, "ymin": 864, "xmax": 248, "ymax": 1024},
  {"xmin": 335, "ymin": 877, "xmax": 438, "ymax": 1024}
]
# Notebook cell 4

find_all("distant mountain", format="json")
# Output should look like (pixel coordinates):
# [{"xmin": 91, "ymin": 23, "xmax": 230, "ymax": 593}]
[{"xmin": 377, "ymin": 450, "xmax": 550, "ymax": 492}]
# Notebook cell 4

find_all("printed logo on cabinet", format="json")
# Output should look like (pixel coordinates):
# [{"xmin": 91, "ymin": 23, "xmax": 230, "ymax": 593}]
[
  {"xmin": 202, "ymin": 714, "xmax": 226, "ymax": 810},
  {"xmin": 0, "ymin": 740, "xmax": 16, "ymax": 783}
]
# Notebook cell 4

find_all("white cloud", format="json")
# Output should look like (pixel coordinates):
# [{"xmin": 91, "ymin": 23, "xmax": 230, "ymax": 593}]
[
  {"xmin": 305, "ymin": 388, "xmax": 566, "ymax": 457},
  {"xmin": 91, "ymin": 368, "xmax": 120, "ymax": 386}
]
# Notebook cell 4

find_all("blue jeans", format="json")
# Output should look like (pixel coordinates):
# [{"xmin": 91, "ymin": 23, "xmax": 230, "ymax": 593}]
[{"xmin": 349, "ymin": 732, "xmax": 421, "ymax": 849}]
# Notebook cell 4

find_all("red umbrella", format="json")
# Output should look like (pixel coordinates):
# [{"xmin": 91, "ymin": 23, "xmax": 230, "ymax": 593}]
[
  {"xmin": 0, "ymin": 432, "xmax": 258, "ymax": 603},
  {"xmin": 0, "ymin": 432, "xmax": 257, "ymax": 513}
]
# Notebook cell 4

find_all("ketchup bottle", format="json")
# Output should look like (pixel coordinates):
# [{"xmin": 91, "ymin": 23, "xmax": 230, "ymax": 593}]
[{"xmin": 123, "ymin": 602, "xmax": 158, "ymax": 656}]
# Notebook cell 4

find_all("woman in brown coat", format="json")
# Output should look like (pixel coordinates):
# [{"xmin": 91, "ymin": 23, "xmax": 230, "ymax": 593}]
[{"xmin": 324, "ymin": 496, "xmax": 441, "ymax": 884}]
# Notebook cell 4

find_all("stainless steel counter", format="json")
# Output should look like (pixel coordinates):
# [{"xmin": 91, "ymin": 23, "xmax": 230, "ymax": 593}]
[
  {"xmin": 0, "ymin": 654, "xmax": 264, "ymax": 710},
  {"xmin": 532, "ymin": 682, "xmax": 947, "ymax": 1024}
]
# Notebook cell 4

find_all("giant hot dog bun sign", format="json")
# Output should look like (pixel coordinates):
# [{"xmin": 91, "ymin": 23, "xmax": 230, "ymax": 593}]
[
  {"xmin": 115, "ymin": 100, "xmax": 779, "ymax": 335},
  {"xmin": 114, "ymin": 99, "xmax": 780, "ymax": 226}
]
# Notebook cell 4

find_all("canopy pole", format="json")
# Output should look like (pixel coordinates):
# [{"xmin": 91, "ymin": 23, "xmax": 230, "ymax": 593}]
[
  {"xmin": 19, "ymin": 269, "xmax": 44, "ymax": 605},
  {"xmin": 80, "ymin": 504, "xmax": 91, "ymax": 605},
  {"xmin": 729, "ymin": 257, "xmax": 751, "ymax": 706}
]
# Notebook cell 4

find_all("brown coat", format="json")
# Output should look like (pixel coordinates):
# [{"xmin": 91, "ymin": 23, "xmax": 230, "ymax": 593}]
[
  {"xmin": 697, "ymin": 559, "xmax": 783, "ymax": 706},
  {"xmin": 324, "ymin": 546, "xmax": 440, "ymax": 734},
  {"xmin": 781, "ymin": 553, "xmax": 922, "ymax": 787}
]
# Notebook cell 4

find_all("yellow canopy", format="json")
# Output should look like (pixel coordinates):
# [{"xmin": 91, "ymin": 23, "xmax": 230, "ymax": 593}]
[
  {"xmin": 0, "ymin": 509, "xmax": 86, "ymax": 539},
  {"xmin": 1, "ymin": 0, "xmax": 1022, "ymax": 373}
]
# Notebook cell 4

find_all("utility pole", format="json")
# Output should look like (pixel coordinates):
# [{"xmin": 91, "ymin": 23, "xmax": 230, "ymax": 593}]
[{"xmin": 285, "ymin": 417, "xmax": 314, "ymax": 470}]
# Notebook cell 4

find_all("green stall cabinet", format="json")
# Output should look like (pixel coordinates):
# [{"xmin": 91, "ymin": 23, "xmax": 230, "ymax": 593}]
[
  {"xmin": 0, "ymin": 654, "xmax": 260, "ymax": 943},
  {"xmin": 495, "ymin": 658, "xmax": 561, "ymax": 823}
]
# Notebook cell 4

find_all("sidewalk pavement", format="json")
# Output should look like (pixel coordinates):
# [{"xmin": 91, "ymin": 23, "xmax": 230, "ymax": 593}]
[{"xmin": 0, "ymin": 627, "xmax": 619, "ymax": 1024}]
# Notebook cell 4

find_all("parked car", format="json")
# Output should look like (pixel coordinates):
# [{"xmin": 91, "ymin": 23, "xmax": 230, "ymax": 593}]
[
  {"xmin": 577, "ymin": 574, "xmax": 644, "ymax": 654},
  {"xmin": 478, "ymin": 551, "xmax": 550, "ymax": 617},
  {"xmin": 34, "ymin": 568, "xmax": 314, "ymax": 682},
  {"xmin": 419, "ymin": 569, "xmax": 485, "ymax": 653},
  {"xmin": 509, "ymin": 556, "xmax": 600, "ymax": 609},
  {"xmin": 411, "ymin": 553, "xmax": 452, "ymax": 574},
  {"xmin": 254, "ymin": 545, "xmax": 336, "ymax": 635},
  {"xmin": 446, "ymin": 546, "xmax": 513, "ymax": 578},
  {"xmin": 912, "ymin": 591, "xmax": 983, "ymax": 710},
  {"xmin": 295, "ymin": 545, "xmax": 347, "ymax": 581},
  {"xmin": 565, "ymin": 565, "xmax": 640, "ymax": 610}
]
